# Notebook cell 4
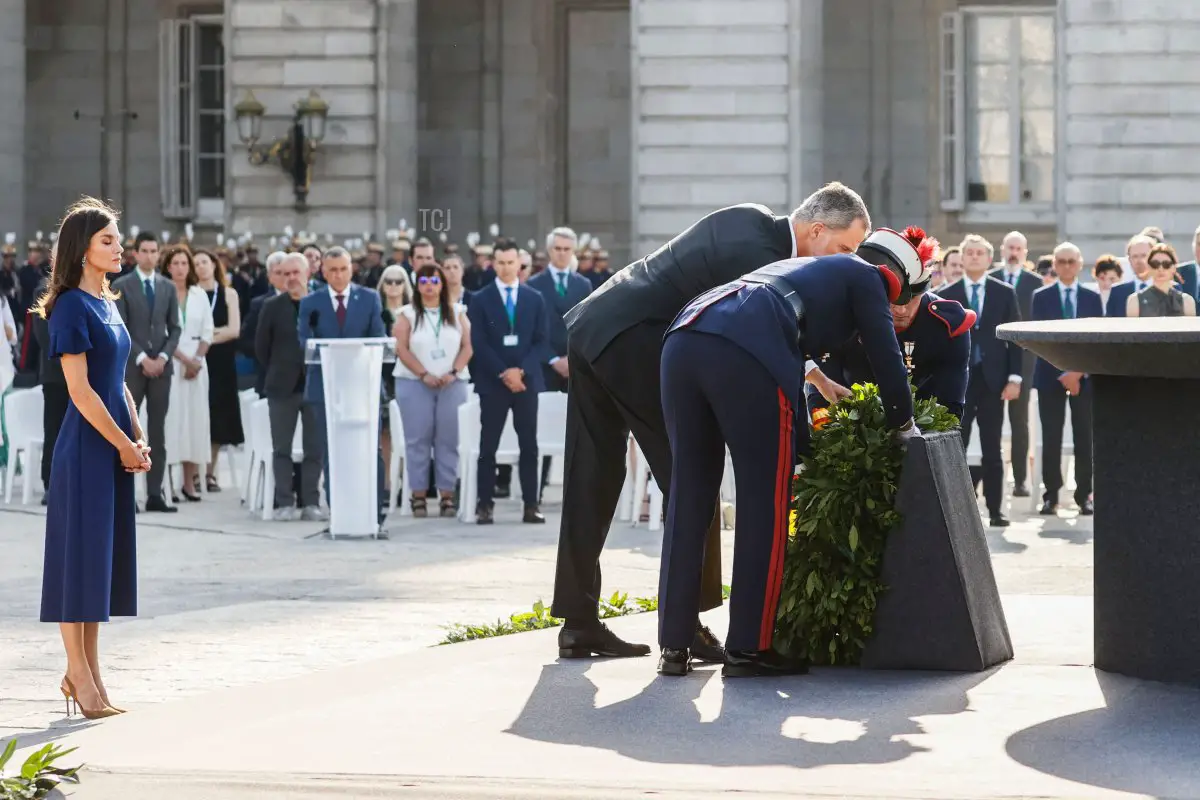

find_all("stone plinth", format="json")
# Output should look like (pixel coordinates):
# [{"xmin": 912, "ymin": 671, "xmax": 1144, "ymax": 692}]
[{"xmin": 999, "ymin": 317, "xmax": 1200, "ymax": 686}]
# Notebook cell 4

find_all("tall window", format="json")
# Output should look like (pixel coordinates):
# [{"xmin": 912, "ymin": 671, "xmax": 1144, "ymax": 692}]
[
  {"xmin": 940, "ymin": 8, "xmax": 1056, "ymax": 215},
  {"xmin": 161, "ymin": 16, "xmax": 225, "ymax": 222}
]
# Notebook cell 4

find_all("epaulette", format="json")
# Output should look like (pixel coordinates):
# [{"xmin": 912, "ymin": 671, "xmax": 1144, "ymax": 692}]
[{"xmin": 926, "ymin": 296, "xmax": 975, "ymax": 338}]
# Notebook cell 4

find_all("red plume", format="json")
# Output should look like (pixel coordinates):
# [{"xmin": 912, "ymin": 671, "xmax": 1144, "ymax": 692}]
[{"xmin": 902, "ymin": 225, "xmax": 939, "ymax": 264}]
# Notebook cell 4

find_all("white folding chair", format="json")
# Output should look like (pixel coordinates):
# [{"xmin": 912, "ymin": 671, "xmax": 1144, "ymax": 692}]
[
  {"xmin": 388, "ymin": 398, "xmax": 410, "ymax": 515},
  {"xmin": 238, "ymin": 390, "xmax": 259, "ymax": 504},
  {"xmin": 536, "ymin": 391, "xmax": 568, "ymax": 486},
  {"xmin": 1028, "ymin": 390, "xmax": 1076, "ymax": 511},
  {"xmin": 456, "ymin": 397, "xmax": 520, "ymax": 521},
  {"xmin": 1, "ymin": 387, "xmax": 44, "ymax": 505},
  {"xmin": 629, "ymin": 440, "xmax": 664, "ymax": 531}
]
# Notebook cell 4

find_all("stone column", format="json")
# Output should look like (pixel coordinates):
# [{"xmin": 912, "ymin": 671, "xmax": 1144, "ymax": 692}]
[
  {"xmin": 1, "ymin": 0, "xmax": 25, "ymax": 233},
  {"xmin": 380, "ymin": 0, "xmax": 418, "ymax": 236}
]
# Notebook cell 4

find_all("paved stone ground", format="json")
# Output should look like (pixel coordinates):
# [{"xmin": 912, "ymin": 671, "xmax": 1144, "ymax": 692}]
[{"xmin": 1, "ymin": 462, "xmax": 1092, "ymax": 749}]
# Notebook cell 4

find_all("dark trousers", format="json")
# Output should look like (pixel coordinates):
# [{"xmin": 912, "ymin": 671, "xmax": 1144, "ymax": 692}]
[
  {"xmin": 312, "ymin": 401, "xmax": 386, "ymax": 519},
  {"xmin": 40, "ymin": 383, "xmax": 70, "ymax": 490},
  {"xmin": 477, "ymin": 389, "xmax": 539, "ymax": 507},
  {"xmin": 1007, "ymin": 372, "xmax": 1032, "ymax": 486},
  {"xmin": 1038, "ymin": 380, "xmax": 1093, "ymax": 505},
  {"xmin": 961, "ymin": 366, "xmax": 1006, "ymax": 516},
  {"xmin": 658, "ymin": 332, "xmax": 794, "ymax": 651},
  {"xmin": 550, "ymin": 321, "xmax": 724, "ymax": 622},
  {"xmin": 267, "ymin": 394, "xmax": 324, "ymax": 509},
  {"xmin": 126, "ymin": 370, "xmax": 171, "ymax": 501}
]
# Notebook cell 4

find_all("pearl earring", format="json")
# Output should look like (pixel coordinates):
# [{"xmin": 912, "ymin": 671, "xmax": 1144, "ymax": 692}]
[{"xmin": 81, "ymin": 255, "xmax": 87, "ymax": 270}]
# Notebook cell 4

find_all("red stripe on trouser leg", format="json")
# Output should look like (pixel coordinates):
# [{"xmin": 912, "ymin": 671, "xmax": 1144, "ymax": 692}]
[{"xmin": 759, "ymin": 388, "xmax": 793, "ymax": 651}]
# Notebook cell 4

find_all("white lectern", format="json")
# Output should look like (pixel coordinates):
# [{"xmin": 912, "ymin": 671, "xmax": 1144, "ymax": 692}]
[{"xmin": 304, "ymin": 337, "xmax": 396, "ymax": 538}]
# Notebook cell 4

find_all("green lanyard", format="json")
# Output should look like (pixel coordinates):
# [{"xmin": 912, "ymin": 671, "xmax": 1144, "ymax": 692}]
[{"xmin": 425, "ymin": 307, "xmax": 442, "ymax": 343}]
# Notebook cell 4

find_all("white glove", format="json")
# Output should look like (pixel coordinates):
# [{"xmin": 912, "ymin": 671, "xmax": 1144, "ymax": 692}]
[{"xmin": 896, "ymin": 422, "xmax": 921, "ymax": 443}]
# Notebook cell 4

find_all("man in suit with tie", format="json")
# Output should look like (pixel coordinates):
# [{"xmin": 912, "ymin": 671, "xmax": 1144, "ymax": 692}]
[
  {"xmin": 528, "ymin": 227, "xmax": 593, "ymax": 392},
  {"xmin": 1173, "ymin": 225, "xmax": 1200, "ymax": 300},
  {"xmin": 939, "ymin": 234, "xmax": 1022, "ymax": 527},
  {"xmin": 256, "ymin": 253, "xmax": 326, "ymax": 522},
  {"xmin": 297, "ymin": 247, "xmax": 388, "ymax": 525},
  {"xmin": 113, "ymin": 231, "xmax": 182, "ymax": 513},
  {"xmin": 988, "ymin": 231, "xmax": 1040, "ymax": 497},
  {"xmin": 1105, "ymin": 234, "xmax": 1155, "ymax": 317},
  {"xmin": 467, "ymin": 239, "xmax": 553, "ymax": 524},
  {"xmin": 551, "ymin": 182, "xmax": 871, "ymax": 661},
  {"xmin": 1031, "ymin": 242, "xmax": 1103, "ymax": 517}
]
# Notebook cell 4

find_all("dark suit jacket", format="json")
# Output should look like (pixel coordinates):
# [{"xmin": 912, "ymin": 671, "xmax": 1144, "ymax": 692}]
[
  {"xmin": 527, "ymin": 268, "xmax": 592, "ymax": 358},
  {"xmin": 938, "ymin": 277, "xmax": 1021, "ymax": 391},
  {"xmin": 255, "ymin": 292, "xmax": 306, "ymax": 399},
  {"xmin": 239, "ymin": 290, "xmax": 278, "ymax": 359},
  {"xmin": 297, "ymin": 284, "xmax": 387, "ymax": 404},
  {"xmin": 467, "ymin": 282, "xmax": 553, "ymax": 396},
  {"xmin": 669, "ymin": 254, "xmax": 913, "ymax": 428},
  {"xmin": 31, "ymin": 312, "xmax": 65, "ymax": 387},
  {"xmin": 1031, "ymin": 282, "xmax": 1104, "ymax": 390},
  {"xmin": 566, "ymin": 204, "xmax": 794, "ymax": 362},
  {"xmin": 1104, "ymin": 279, "xmax": 1150, "ymax": 317},
  {"xmin": 988, "ymin": 266, "xmax": 1040, "ymax": 377},
  {"xmin": 112, "ymin": 270, "xmax": 182, "ymax": 380},
  {"xmin": 1177, "ymin": 262, "xmax": 1199, "ymax": 301}
]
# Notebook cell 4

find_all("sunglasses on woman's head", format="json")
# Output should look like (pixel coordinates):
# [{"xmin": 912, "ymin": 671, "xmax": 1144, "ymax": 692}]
[
  {"xmin": 418, "ymin": 275, "xmax": 441, "ymax": 285},
  {"xmin": 1149, "ymin": 259, "xmax": 1175, "ymax": 269}
]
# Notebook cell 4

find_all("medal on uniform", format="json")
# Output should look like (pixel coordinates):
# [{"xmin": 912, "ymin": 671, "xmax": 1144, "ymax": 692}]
[{"xmin": 903, "ymin": 341, "xmax": 915, "ymax": 375}]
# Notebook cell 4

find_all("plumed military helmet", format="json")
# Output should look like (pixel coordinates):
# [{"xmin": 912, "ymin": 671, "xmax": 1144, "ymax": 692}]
[{"xmin": 857, "ymin": 226, "xmax": 940, "ymax": 305}]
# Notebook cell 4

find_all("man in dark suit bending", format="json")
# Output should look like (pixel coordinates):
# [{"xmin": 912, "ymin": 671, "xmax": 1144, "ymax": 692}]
[{"xmin": 550, "ymin": 182, "xmax": 872, "ymax": 661}]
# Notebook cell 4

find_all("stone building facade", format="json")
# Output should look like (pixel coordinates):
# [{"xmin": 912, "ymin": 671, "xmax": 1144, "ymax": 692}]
[{"xmin": 8, "ymin": 0, "xmax": 1200, "ymax": 266}]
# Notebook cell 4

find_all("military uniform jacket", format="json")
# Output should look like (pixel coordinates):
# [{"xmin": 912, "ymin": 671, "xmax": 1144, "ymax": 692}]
[
  {"xmin": 809, "ymin": 292, "xmax": 974, "ymax": 419},
  {"xmin": 666, "ymin": 254, "xmax": 914, "ymax": 428},
  {"xmin": 565, "ymin": 204, "xmax": 794, "ymax": 362}
]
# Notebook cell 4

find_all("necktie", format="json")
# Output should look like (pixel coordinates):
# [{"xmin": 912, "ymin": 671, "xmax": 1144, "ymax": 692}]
[
  {"xmin": 335, "ymin": 293, "xmax": 347, "ymax": 328},
  {"xmin": 555, "ymin": 272, "xmax": 567, "ymax": 297},
  {"xmin": 1008, "ymin": 271, "xmax": 1016, "ymax": 286},
  {"xmin": 504, "ymin": 287, "xmax": 516, "ymax": 326},
  {"xmin": 969, "ymin": 283, "xmax": 983, "ymax": 366},
  {"xmin": 1064, "ymin": 288, "xmax": 1075, "ymax": 319},
  {"xmin": 970, "ymin": 282, "xmax": 982, "ymax": 315},
  {"xmin": 143, "ymin": 277, "xmax": 155, "ymax": 313}
]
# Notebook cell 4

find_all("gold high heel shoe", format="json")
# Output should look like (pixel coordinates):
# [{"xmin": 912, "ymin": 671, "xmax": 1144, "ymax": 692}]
[{"xmin": 60, "ymin": 677, "xmax": 121, "ymax": 720}]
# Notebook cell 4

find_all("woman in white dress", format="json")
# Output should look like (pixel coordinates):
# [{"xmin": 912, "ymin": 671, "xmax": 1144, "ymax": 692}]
[{"xmin": 160, "ymin": 246, "xmax": 213, "ymax": 502}]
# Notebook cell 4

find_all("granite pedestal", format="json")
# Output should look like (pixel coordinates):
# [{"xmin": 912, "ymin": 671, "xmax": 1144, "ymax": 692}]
[
  {"xmin": 999, "ymin": 317, "xmax": 1200, "ymax": 686},
  {"xmin": 860, "ymin": 431, "xmax": 1013, "ymax": 670}
]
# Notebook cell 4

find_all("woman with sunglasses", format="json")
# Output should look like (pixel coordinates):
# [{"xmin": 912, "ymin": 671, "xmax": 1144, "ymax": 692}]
[
  {"xmin": 1126, "ymin": 243, "xmax": 1196, "ymax": 318},
  {"xmin": 392, "ymin": 264, "xmax": 473, "ymax": 517},
  {"xmin": 378, "ymin": 265, "xmax": 414, "ymax": 502}
]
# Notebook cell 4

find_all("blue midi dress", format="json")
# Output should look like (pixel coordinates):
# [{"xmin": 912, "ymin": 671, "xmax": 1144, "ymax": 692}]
[{"xmin": 40, "ymin": 288, "xmax": 138, "ymax": 623}]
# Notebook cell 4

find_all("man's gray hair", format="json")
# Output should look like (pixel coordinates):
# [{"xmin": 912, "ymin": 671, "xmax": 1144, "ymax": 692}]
[
  {"xmin": 1126, "ymin": 233, "xmax": 1155, "ymax": 254},
  {"xmin": 265, "ymin": 250, "xmax": 288, "ymax": 271},
  {"xmin": 281, "ymin": 252, "xmax": 308, "ymax": 271},
  {"xmin": 1053, "ymin": 241, "xmax": 1082, "ymax": 261},
  {"xmin": 789, "ymin": 181, "xmax": 871, "ymax": 231},
  {"xmin": 323, "ymin": 246, "xmax": 351, "ymax": 261},
  {"xmin": 960, "ymin": 233, "xmax": 995, "ymax": 260},
  {"xmin": 546, "ymin": 226, "xmax": 577, "ymax": 250},
  {"xmin": 1001, "ymin": 230, "xmax": 1027, "ymax": 248}
]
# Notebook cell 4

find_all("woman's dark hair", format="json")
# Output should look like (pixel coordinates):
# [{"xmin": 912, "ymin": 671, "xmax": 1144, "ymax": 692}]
[
  {"xmin": 1148, "ymin": 242, "xmax": 1178, "ymax": 265},
  {"xmin": 1093, "ymin": 254, "xmax": 1123, "ymax": 277},
  {"xmin": 412, "ymin": 263, "xmax": 455, "ymax": 329},
  {"xmin": 34, "ymin": 196, "xmax": 121, "ymax": 319},
  {"xmin": 1035, "ymin": 254, "xmax": 1055, "ymax": 276},
  {"xmin": 192, "ymin": 248, "xmax": 227, "ymax": 287},
  {"xmin": 159, "ymin": 244, "xmax": 198, "ymax": 287}
]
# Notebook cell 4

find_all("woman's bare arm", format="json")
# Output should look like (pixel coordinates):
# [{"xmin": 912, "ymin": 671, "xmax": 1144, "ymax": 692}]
[{"xmin": 63, "ymin": 353, "xmax": 136, "ymax": 452}]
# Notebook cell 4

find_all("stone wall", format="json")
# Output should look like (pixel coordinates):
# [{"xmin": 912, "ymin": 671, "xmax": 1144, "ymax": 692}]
[
  {"xmin": 226, "ymin": 0, "xmax": 384, "ymax": 237},
  {"xmin": 24, "ymin": 0, "xmax": 163, "ymax": 237},
  {"xmin": 631, "ymin": 0, "xmax": 805, "ymax": 254},
  {"xmin": 1062, "ymin": 0, "xmax": 1200, "ymax": 259},
  {"xmin": 0, "ymin": 0, "xmax": 23, "ymax": 235}
]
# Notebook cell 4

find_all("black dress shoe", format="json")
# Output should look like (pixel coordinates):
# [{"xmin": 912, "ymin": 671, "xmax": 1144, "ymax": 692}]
[
  {"xmin": 691, "ymin": 623, "xmax": 725, "ymax": 663},
  {"xmin": 989, "ymin": 514, "xmax": 1010, "ymax": 527},
  {"xmin": 658, "ymin": 648, "xmax": 692, "ymax": 676},
  {"xmin": 558, "ymin": 620, "xmax": 651, "ymax": 658},
  {"xmin": 723, "ymin": 648, "xmax": 810, "ymax": 678},
  {"xmin": 144, "ymin": 496, "xmax": 178, "ymax": 513},
  {"xmin": 1078, "ymin": 499, "xmax": 1094, "ymax": 516},
  {"xmin": 1038, "ymin": 501, "xmax": 1057, "ymax": 516},
  {"xmin": 181, "ymin": 490, "xmax": 202, "ymax": 503},
  {"xmin": 1012, "ymin": 484, "xmax": 1030, "ymax": 498},
  {"xmin": 523, "ymin": 506, "xmax": 545, "ymax": 524},
  {"xmin": 476, "ymin": 506, "xmax": 494, "ymax": 525}
]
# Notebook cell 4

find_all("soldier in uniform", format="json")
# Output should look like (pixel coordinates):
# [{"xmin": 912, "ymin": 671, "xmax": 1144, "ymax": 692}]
[
  {"xmin": 655, "ymin": 228, "xmax": 933, "ymax": 677},
  {"xmin": 588, "ymin": 249, "xmax": 613, "ymax": 289},
  {"xmin": 807, "ymin": 235, "xmax": 974, "ymax": 421},
  {"xmin": 0, "ymin": 235, "xmax": 19, "ymax": 324}
]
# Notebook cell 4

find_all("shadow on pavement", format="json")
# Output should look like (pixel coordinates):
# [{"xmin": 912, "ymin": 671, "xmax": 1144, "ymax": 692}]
[
  {"xmin": 507, "ymin": 661, "xmax": 995, "ymax": 769},
  {"xmin": 1006, "ymin": 671, "xmax": 1200, "ymax": 797}
]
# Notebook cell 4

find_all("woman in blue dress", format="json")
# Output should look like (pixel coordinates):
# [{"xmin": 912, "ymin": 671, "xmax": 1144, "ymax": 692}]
[{"xmin": 35, "ymin": 197, "xmax": 151, "ymax": 720}]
